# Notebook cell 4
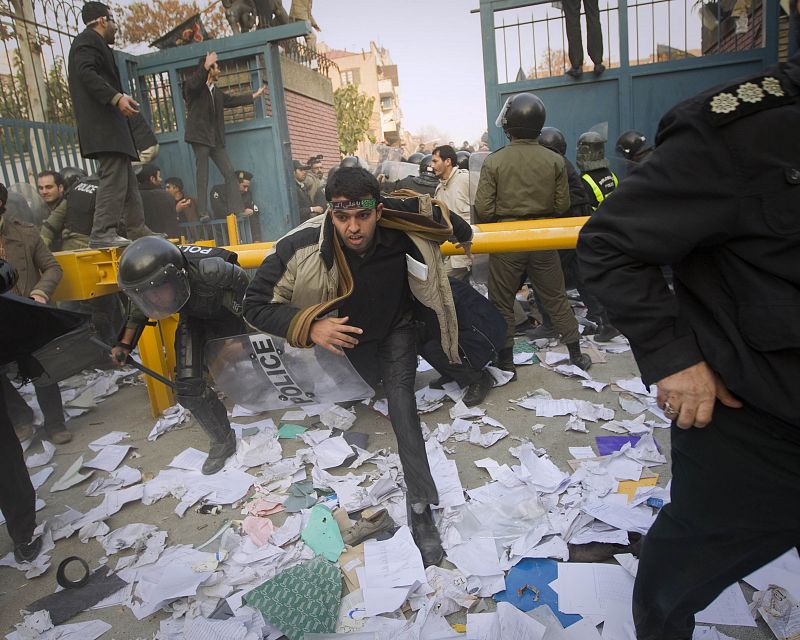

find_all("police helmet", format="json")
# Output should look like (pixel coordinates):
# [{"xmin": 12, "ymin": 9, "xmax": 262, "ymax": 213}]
[
  {"xmin": 615, "ymin": 130, "xmax": 648, "ymax": 160},
  {"xmin": 60, "ymin": 166, "xmax": 87, "ymax": 193},
  {"xmin": 118, "ymin": 237, "xmax": 190, "ymax": 320},
  {"xmin": 576, "ymin": 131, "xmax": 608, "ymax": 171},
  {"xmin": 419, "ymin": 154, "xmax": 436, "ymax": 177},
  {"xmin": 496, "ymin": 93, "xmax": 546, "ymax": 140},
  {"xmin": 407, "ymin": 152, "xmax": 425, "ymax": 165},
  {"xmin": 0, "ymin": 258, "xmax": 18, "ymax": 294},
  {"xmin": 538, "ymin": 127, "xmax": 567, "ymax": 156},
  {"xmin": 339, "ymin": 156, "xmax": 361, "ymax": 169},
  {"xmin": 456, "ymin": 150, "xmax": 471, "ymax": 170}
]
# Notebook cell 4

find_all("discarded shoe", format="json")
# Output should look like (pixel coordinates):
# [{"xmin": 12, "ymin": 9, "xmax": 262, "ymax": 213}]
[
  {"xmin": 408, "ymin": 503, "xmax": 444, "ymax": 567},
  {"xmin": 595, "ymin": 324, "xmax": 621, "ymax": 342},
  {"xmin": 429, "ymin": 375, "xmax": 454, "ymax": 390},
  {"xmin": 463, "ymin": 370, "xmax": 493, "ymax": 407},
  {"xmin": 202, "ymin": 431, "xmax": 236, "ymax": 475},
  {"xmin": 13, "ymin": 536, "xmax": 42, "ymax": 564},
  {"xmin": 45, "ymin": 424, "xmax": 72, "ymax": 444},
  {"xmin": 341, "ymin": 508, "xmax": 395, "ymax": 546}
]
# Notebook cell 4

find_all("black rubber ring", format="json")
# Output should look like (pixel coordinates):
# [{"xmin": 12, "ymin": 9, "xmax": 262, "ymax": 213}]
[{"xmin": 56, "ymin": 556, "xmax": 90, "ymax": 589}]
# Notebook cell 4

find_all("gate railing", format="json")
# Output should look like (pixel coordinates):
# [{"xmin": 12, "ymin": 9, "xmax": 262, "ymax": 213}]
[{"xmin": 0, "ymin": 116, "xmax": 93, "ymax": 184}]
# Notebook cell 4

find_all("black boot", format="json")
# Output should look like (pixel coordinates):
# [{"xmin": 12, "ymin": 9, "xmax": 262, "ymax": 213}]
[
  {"xmin": 567, "ymin": 341, "xmax": 592, "ymax": 371},
  {"xmin": 429, "ymin": 375, "xmax": 454, "ymax": 390},
  {"xmin": 463, "ymin": 370, "xmax": 493, "ymax": 407},
  {"xmin": 408, "ymin": 502, "xmax": 444, "ymax": 567},
  {"xmin": 14, "ymin": 536, "xmax": 42, "ymax": 564},
  {"xmin": 180, "ymin": 386, "xmax": 237, "ymax": 475},
  {"xmin": 595, "ymin": 323, "xmax": 621, "ymax": 342},
  {"xmin": 495, "ymin": 347, "xmax": 517, "ymax": 381}
]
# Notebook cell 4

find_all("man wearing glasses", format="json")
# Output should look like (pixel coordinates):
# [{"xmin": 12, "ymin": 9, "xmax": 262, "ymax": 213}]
[
  {"xmin": 68, "ymin": 2, "xmax": 159, "ymax": 248},
  {"xmin": 244, "ymin": 167, "xmax": 473, "ymax": 566}
]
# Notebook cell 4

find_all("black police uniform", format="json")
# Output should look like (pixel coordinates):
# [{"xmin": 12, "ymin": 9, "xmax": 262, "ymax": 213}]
[
  {"xmin": 210, "ymin": 184, "xmax": 260, "ymax": 219},
  {"xmin": 579, "ymin": 167, "xmax": 617, "ymax": 210},
  {"xmin": 64, "ymin": 176, "xmax": 99, "ymax": 240},
  {"xmin": 380, "ymin": 175, "xmax": 438, "ymax": 197},
  {"xmin": 125, "ymin": 245, "xmax": 248, "ymax": 447},
  {"xmin": 577, "ymin": 53, "xmax": 800, "ymax": 640}
]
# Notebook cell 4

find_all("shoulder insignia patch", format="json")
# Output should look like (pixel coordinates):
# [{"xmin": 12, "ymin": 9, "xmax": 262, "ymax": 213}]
[{"xmin": 706, "ymin": 75, "xmax": 793, "ymax": 126}]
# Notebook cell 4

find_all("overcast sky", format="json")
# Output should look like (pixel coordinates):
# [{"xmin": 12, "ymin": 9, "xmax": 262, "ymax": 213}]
[{"xmin": 312, "ymin": 0, "xmax": 488, "ymax": 143}]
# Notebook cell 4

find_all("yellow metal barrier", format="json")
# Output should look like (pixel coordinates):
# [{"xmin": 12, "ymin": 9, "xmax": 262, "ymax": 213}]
[{"xmin": 51, "ymin": 216, "xmax": 588, "ymax": 416}]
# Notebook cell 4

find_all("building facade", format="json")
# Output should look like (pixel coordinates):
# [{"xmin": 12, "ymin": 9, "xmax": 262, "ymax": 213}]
[{"xmin": 321, "ymin": 41, "xmax": 403, "ymax": 161}]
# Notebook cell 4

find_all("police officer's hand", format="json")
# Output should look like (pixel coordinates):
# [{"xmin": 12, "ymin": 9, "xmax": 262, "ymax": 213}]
[
  {"xmin": 309, "ymin": 316, "xmax": 362, "ymax": 356},
  {"xmin": 656, "ymin": 361, "xmax": 742, "ymax": 429},
  {"xmin": 117, "ymin": 94, "xmax": 139, "ymax": 117},
  {"xmin": 110, "ymin": 345, "xmax": 131, "ymax": 368}
]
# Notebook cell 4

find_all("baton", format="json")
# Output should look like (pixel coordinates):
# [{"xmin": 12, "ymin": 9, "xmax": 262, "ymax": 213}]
[{"xmin": 89, "ymin": 336, "xmax": 176, "ymax": 389}]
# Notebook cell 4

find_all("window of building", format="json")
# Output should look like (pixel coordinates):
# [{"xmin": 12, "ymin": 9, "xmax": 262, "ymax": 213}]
[{"xmin": 340, "ymin": 69, "xmax": 360, "ymax": 85}]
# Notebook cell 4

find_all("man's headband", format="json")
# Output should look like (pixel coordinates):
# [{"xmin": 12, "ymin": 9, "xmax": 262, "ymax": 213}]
[{"xmin": 328, "ymin": 198, "xmax": 377, "ymax": 211}]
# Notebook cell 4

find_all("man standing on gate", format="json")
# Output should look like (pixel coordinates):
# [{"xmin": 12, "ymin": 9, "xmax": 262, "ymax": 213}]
[
  {"xmin": 183, "ymin": 51, "xmax": 266, "ymax": 222},
  {"xmin": 578, "ymin": 44, "xmax": 800, "ymax": 639},
  {"xmin": 563, "ymin": 0, "xmax": 605, "ymax": 78},
  {"xmin": 475, "ymin": 92, "xmax": 591, "ymax": 379},
  {"xmin": 68, "ymin": 2, "xmax": 159, "ymax": 248}
]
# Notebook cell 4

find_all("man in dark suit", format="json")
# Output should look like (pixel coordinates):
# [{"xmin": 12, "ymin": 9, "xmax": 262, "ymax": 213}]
[
  {"xmin": 136, "ymin": 164, "xmax": 180, "ymax": 238},
  {"xmin": 183, "ymin": 51, "xmax": 266, "ymax": 221},
  {"xmin": 67, "ymin": 2, "xmax": 158, "ymax": 248}
]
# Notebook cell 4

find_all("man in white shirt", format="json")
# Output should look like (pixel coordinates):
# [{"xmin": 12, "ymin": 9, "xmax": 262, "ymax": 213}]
[{"xmin": 432, "ymin": 145, "xmax": 472, "ymax": 280}]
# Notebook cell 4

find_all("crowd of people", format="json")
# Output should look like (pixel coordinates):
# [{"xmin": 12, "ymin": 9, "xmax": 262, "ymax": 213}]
[{"xmin": 0, "ymin": 0, "xmax": 797, "ymax": 637}]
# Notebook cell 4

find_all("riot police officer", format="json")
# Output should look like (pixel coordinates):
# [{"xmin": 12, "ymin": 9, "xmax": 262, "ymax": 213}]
[
  {"xmin": 474, "ymin": 93, "xmax": 591, "ymax": 374},
  {"xmin": 455, "ymin": 150, "xmax": 471, "ymax": 171},
  {"xmin": 536, "ymin": 126, "xmax": 620, "ymax": 342},
  {"xmin": 615, "ymin": 129, "xmax": 653, "ymax": 163},
  {"xmin": 114, "ymin": 237, "xmax": 249, "ymax": 474},
  {"xmin": 576, "ymin": 131, "xmax": 618, "ymax": 210},
  {"xmin": 380, "ymin": 154, "xmax": 439, "ymax": 196}
]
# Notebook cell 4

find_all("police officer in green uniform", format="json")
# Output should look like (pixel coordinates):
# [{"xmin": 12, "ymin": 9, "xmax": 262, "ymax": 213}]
[
  {"xmin": 577, "ymin": 47, "xmax": 800, "ymax": 640},
  {"xmin": 474, "ymin": 93, "xmax": 591, "ymax": 376},
  {"xmin": 576, "ymin": 131, "xmax": 618, "ymax": 211}
]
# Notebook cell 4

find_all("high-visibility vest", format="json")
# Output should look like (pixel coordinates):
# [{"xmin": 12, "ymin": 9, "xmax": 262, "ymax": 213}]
[{"xmin": 582, "ymin": 172, "xmax": 618, "ymax": 210}]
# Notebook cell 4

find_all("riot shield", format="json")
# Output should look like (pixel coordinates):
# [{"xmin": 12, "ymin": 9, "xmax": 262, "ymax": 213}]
[
  {"xmin": 588, "ymin": 121, "xmax": 609, "ymax": 143},
  {"xmin": 380, "ymin": 161, "xmax": 419, "ymax": 182},
  {"xmin": 6, "ymin": 183, "xmax": 49, "ymax": 227},
  {"xmin": 206, "ymin": 333, "xmax": 374, "ymax": 412},
  {"xmin": 468, "ymin": 151, "xmax": 490, "ymax": 210}
]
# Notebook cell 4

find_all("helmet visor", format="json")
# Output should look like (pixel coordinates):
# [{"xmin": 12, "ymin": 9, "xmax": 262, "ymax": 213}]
[
  {"xmin": 121, "ymin": 264, "xmax": 190, "ymax": 320},
  {"xmin": 495, "ymin": 97, "xmax": 513, "ymax": 128}
]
